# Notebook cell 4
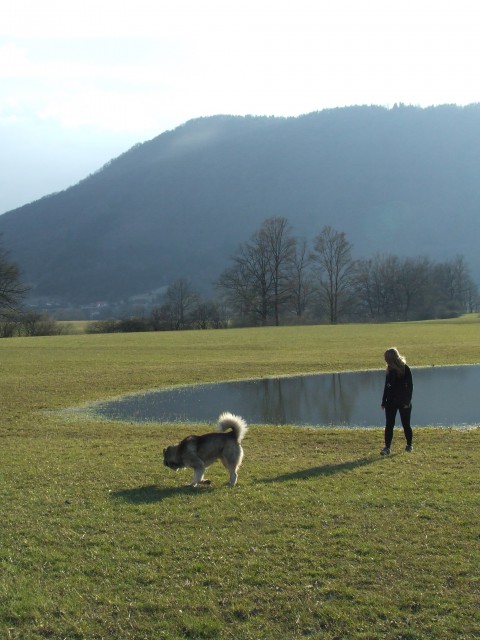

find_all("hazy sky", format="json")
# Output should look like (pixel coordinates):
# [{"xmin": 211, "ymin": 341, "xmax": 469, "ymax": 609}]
[{"xmin": 1, "ymin": 0, "xmax": 479, "ymax": 213}]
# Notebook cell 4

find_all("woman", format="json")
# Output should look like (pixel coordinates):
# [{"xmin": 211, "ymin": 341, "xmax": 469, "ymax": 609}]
[{"xmin": 381, "ymin": 347, "xmax": 413, "ymax": 455}]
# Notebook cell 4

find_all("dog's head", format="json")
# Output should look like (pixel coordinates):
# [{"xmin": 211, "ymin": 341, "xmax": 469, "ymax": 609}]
[{"xmin": 163, "ymin": 445, "xmax": 184, "ymax": 470}]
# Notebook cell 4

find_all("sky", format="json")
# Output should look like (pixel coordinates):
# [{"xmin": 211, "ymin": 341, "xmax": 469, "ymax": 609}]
[{"xmin": 1, "ymin": 0, "xmax": 480, "ymax": 214}]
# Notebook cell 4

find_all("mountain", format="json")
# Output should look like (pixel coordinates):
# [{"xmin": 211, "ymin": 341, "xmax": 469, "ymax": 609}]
[{"xmin": 1, "ymin": 104, "xmax": 480, "ymax": 305}]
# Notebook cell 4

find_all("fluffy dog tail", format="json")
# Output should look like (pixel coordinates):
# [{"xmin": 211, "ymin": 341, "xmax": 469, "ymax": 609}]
[{"xmin": 218, "ymin": 412, "xmax": 248, "ymax": 443}]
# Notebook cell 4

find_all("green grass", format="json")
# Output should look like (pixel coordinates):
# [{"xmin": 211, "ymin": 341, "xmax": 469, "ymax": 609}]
[{"xmin": 1, "ymin": 317, "xmax": 479, "ymax": 639}]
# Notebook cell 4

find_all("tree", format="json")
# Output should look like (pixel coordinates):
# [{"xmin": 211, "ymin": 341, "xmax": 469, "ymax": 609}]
[
  {"xmin": 189, "ymin": 300, "xmax": 227, "ymax": 329},
  {"xmin": 353, "ymin": 253, "xmax": 479, "ymax": 321},
  {"xmin": 19, "ymin": 312, "xmax": 62, "ymax": 337},
  {"xmin": 353, "ymin": 255, "xmax": 392, "ymax": 321},
  {"xmin": 433, "ymin": 255, "xmax": 479, "ymax": 316},
  {"xmin": 217, "ymin": 217, "xmax": 296, "ymax": 326},
  {"xmin": 150, "ymin": 279, "xmax": 200, "ymax": 330},
  {"xmin": 0, "ymin": 240, "xmax": 29, "ymax": 317},
  {"xmin": 217, "ymin": 235, "xmax": 272, "ymax": 325},
  {"xmin": 287, "ymin": 238, "xmax": 315, "ymax": 318},
  {"xmin": 394, "ymin": 256, "xmax": 432, "ymax": 321},
  {"xmin": 354, "ymin": 254, "xmax": 434, "ymax": 321},
  {"xmin": 260, "ymin": 216, "xmax": 297, "ymax": 326},
  {"xmin": 311, "ymin": 226, "xmax": 355, "ymax": 324},
  {"xmin": 162, "ymin": 278, "xmax": 199, "ymax": 330}
]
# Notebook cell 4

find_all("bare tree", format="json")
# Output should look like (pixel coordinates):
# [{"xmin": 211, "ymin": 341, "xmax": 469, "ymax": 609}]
[
  {"xmin": 189, "ymin": 300, "xmax": 227, "ymax": 329},
  {"xmin": 19, "ymin": 312, "xmax": 62, "ymax": 337},
  {"xmin": 354, "ymin": 255, "xmax": 389, "ymax": 321},
  {"xmin": 287, "ymin": 238, "xmax": 315, "ymax": 318},
  {"xmin": 150, "ymin": 304, "xmax": 177, "ymax": 331},
  {"xmin": 354, "ymin": 254, "xmax": 433, "ymax": 321},
  {"xmin": 0, "ymin": 241, "xmax": 29, "ymax": 317},
  {"xmin": 353, "ymin": 253, "xmax": 480, "ymax": 320},
  {"xmin": 311, "ymin": 226, "xmax": 355, "ymax": 324},
  {"xmin": 163, "ymin": 278, "xmax": 199, "ymax": 329},
  {"xmin": 217, "ymin": 235, "xmax": 273, "ymax": 325},
  {"xmin": 260, "ymin": 216, "xmax": 296, "ymax": 325},
  {"xmin": 217, "ymin": 217, "xmax": 296, "ymax": 326},
  {"xmin": 395, "ymin": 256, "xmax": 432, "ymax": 321},
  {"xmin": 433, "ymin": 255, "xmax": 478, "ymax": 315}
]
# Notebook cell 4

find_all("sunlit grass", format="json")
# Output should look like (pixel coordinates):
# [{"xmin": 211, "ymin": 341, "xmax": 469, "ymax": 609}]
[
  {"xmin": 58, "ymin": 320, "xmax": 90, "ymax": 334},
  {"xmin": 0, "ymin": 317, "xmax": 479, "ymax": 639}
]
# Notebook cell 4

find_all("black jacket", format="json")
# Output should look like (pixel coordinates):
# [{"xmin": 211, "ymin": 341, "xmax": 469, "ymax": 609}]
[{"xmin": 382, "ymin": 364, "xmax": 413, "ymax": 407}]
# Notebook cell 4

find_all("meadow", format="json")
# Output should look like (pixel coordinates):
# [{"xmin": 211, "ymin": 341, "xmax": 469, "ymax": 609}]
[{"xmin": 0, "ymin": 317, "xmax": 479, "ymax": 639}]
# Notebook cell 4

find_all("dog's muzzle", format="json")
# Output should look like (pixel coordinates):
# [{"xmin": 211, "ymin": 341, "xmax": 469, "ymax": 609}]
[{"xmin": 164, "ymin": 460, "xmax": 182, "ymax": 470}]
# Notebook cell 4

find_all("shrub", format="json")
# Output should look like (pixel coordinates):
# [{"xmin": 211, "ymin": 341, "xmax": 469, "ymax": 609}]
[
  {"xmin": 18, "ymin": 312, "xmax": 63, "ymax": 337},
  {"xmin": 86, "ymin": 319, "xmax": 120, "ymax": 334},
  {"xmin": 117, "ymin": 317, "xmax": 151, "ymax": 332}
]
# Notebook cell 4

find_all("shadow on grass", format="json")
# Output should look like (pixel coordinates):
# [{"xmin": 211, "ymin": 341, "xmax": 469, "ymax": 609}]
[
  {"xmin": 111, "ymin": 457, "xmax": 386, "ymax": 501},
  {"xmin": 261, "ymin": 455, "xmax": 382, "ymax": 483},
  {"xmin": 110, "ymin": 484, "xmax": 206, "ymax": 504}
]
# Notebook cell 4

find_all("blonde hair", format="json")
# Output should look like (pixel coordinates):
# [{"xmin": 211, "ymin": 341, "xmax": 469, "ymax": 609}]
[{"xmin": 384, "ymin": 347, "xmax": 406, "ymax": 374}]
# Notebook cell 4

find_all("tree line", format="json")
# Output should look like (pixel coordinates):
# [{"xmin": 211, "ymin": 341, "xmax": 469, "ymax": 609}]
[
  {"xmin": 86, "ymin": 281, "xmax": 228, "ymax": 334},
  {"xmin": 88, "ymin": 217, "xmax": 479, "ymax": 331},
  {"xmin": 1, "ymin": 219, "xmax": 479, "ymax": 336},
  {"xmin": 216, "ymin": 217, "xmax": 478, "ymax": 325}
]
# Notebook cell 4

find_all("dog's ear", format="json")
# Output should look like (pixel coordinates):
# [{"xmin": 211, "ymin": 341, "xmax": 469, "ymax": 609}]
[{"xmin": 163, "ymin": 447, "xmax": 167, "ymax": 455}]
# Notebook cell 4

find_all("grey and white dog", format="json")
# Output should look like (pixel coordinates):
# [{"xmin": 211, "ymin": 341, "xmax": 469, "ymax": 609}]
[{"xmin": 163, "ymin": 412, "xmax": 248, "ymax": 487}]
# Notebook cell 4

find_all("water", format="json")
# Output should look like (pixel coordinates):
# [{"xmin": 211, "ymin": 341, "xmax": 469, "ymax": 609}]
[{"xmin": 90, "ymin": 365, "xmax": 480, "ymax": 428}]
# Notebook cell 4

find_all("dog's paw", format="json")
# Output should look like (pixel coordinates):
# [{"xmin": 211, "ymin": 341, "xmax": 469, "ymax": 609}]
[{"xmin": 189, "ymin": 479, "xmax": 212, "ymax": 488}]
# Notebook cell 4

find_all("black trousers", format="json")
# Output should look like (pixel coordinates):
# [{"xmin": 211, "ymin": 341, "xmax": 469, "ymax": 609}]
[{"xmin": 384, "ymin": 404, "xmax": 413, "ymax": 448}]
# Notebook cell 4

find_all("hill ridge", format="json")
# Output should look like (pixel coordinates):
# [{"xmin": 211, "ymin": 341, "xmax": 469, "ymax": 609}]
[{"xmin": 1, "ymin": 104, "xmax": 479, "ymax": 305}]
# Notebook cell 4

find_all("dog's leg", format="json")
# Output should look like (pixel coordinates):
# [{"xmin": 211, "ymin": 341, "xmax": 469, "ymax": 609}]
[
  {"xmin": 222, "ymin": 459, "xmax": 239, "ymax": 486},
  {"xmin": 191, "ymin": 464, "xmax": 209, "ymax": 487},
  {"xmin": 222, "ymin": 446, "xmax": 243, "ymax": 486},
  {"xmin": 228, "ymin": 469, "xmax": 238, "ymax": 486}
]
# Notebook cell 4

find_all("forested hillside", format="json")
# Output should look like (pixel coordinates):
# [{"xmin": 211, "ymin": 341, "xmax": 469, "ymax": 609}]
[{"xmin": 0, "ymin": 104, "xmax": 479, "ymax": 305}]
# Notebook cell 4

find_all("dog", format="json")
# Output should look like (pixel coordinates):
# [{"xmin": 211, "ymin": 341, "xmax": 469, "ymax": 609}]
[{"xmin": 163, "ymin": 412, "xmax": 248, "ymax": 487}]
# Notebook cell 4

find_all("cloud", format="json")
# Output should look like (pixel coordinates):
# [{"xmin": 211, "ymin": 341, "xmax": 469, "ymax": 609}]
[
  {"xmin": 1, "ymin": 0, "xmax": 480, "ymax": 213},
  {"xmin": 0, "ymin": 42, "xmax": 32, "ymax": 77},
  {"xmin": 0, "ymin": 0, "xmax": 197, "ymax": 38}
]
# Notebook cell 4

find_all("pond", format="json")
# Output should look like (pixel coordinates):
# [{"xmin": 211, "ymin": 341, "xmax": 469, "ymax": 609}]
[{"xmin": 89, "ymin": 365, "xmax": 480, "ymax": 428}]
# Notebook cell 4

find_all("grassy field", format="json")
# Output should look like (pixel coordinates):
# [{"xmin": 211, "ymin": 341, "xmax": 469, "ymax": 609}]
[{"xmin": 0, "ymin": 318, "xmax": 479, "ymax": 639}]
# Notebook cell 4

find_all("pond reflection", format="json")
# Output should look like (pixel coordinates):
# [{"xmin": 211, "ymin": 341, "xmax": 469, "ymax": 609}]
[{"xmin": 91, "ymin": 365, "xmax": 480, "ymax": 428}]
